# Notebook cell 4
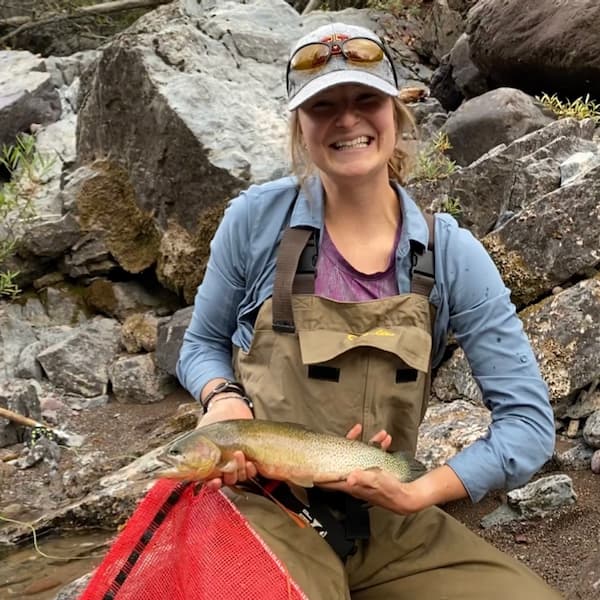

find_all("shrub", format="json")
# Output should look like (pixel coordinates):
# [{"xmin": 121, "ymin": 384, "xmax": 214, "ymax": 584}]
[
  {"xmin": 0, "ymin": 134, "xmax": 53, "ymax": 298},
  {"xmin": 410, "ymin": 131, "xmax": 457, "ymax": 182},
  {"xmin": 536, "ymin": 92, "xmax": 600, "ymax": 123}
]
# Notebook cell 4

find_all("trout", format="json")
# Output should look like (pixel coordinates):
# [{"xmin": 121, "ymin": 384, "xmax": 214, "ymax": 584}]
[{"xmin": 158, "ymin": 419, "xmax": 425, "ymax": 487}]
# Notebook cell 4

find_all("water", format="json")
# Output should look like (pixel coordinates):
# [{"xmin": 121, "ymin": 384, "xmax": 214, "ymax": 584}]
[{"xmin": 0, "ymin": 530, "xmax": 113, "ymax": 599}]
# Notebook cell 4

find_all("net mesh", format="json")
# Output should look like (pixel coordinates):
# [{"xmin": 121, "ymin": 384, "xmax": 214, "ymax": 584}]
[{"xmin": 80, "ymin": 480, "xmax": 307, "ymax": 600}]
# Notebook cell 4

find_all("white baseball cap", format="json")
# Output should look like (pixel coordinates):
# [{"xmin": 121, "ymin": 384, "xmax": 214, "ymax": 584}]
[{"xmin": 286, "ymin": 22, "xmax": 399, "ymax": 111}]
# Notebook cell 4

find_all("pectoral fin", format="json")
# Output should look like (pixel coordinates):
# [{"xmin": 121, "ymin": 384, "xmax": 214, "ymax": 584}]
[{"xmin": 393, "ymin": 451, "xmax": 428, "ymax": 481}]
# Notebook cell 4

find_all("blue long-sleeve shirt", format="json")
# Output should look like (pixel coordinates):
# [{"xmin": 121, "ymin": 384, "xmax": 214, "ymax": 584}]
[{"xmin": 177, "ymin": 175, "xmax": 555, "ymax": 502}]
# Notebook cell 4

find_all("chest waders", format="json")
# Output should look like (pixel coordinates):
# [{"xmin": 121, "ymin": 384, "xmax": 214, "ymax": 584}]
[{"xmin": 229, "ymin": 216, "xmax": 562, "ymax": 600}]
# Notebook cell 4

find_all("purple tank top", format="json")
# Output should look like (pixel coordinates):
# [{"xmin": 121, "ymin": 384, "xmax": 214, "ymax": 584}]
[{"xmin": 314, "ymin": 225, "xmax": 400, "ymax": 301}]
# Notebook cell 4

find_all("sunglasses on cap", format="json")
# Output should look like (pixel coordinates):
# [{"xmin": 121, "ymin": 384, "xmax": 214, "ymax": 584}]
[{"xmin": 286, "ymin": 37, "xmax": 398, "ymax": 94}]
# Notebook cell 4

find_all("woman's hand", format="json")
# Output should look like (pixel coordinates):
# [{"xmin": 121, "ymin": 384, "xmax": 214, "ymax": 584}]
[
  {"xmin": 322, "ymin": 469, "xmax": 425, "ymax": 514},
  {"xmin": 345, "ymin": 423, "xmax": 392, "ymax": 451},
  {"xmin": 320, "ymin": 424, "xmax": 469, "ymax": 514},
  {"xmin": 195, "ymin": 396, "xmax": 256, "ymax": 491}
]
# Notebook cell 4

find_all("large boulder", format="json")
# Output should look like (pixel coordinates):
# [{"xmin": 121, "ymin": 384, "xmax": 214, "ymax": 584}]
[
  {"xmin": 442, "ymin": 87, "xmax": 554, "ymax": 166},
  {"xmin": 76, "ymin": 0, "xmax": 298, "ymax": 233},
  {"xmin": 467, "ymin": 0, "xmax": 600, "ymax": 99},
  {"xmin": 483, "ymin": 164, "xmax": 600, "ymax": 306}
]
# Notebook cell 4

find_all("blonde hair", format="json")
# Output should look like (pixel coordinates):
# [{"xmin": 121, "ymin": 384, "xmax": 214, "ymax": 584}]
[{"xmin": 289, "ymin": 95, "xmax": 418, "ymax": 187}]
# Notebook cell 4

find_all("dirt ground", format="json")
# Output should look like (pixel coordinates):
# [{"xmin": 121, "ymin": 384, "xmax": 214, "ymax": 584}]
[{"xmin": 1, "ymin": 389, "xmax": 599, "ymax": 599}]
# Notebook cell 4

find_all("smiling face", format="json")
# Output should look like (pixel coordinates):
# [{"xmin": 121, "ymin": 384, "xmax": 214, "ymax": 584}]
[{"xmin": 296, "ymin": 83, "xmax": 396, "ymax": 185}]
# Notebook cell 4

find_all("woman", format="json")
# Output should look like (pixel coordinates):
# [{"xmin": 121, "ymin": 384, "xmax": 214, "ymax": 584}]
[{"xmin": 177, "ymin": 22, "xmax": 560, "ymax": 599}]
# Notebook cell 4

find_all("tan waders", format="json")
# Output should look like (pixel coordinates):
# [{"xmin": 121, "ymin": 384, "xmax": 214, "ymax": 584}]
[{"xmin": 229, "ymin": 226, "xmax": 561, "ymax": 599}]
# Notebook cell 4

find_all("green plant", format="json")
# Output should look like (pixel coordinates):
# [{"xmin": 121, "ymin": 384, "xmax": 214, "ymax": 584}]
[
  {"xmin": 411, "ymin": 131, "xmax": 457, "ymax": 182},
  {"xmin": 536, "ymin": 92, "xmax": 600, "ymax": 123},
  {"xmin": 439, "ymin": 196, "xmax": 462, "ymax": 218},
  {"xmin": 0, "ymin": 133, "xmax": 53, "ymax": 298}
]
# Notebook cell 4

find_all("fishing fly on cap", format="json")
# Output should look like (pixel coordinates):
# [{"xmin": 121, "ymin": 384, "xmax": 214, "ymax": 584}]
[{"xmin": 286, "ymin": 22, "xmax": 400, "ymax": 111}]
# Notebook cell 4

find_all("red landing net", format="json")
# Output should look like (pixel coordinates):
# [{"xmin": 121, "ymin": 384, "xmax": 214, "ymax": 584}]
[{"xmin": 79, "ymin": 479, "xmax": 307, "ymax": 600}]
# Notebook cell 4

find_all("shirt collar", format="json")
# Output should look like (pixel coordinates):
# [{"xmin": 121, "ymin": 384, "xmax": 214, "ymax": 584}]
[{"xmin": 288, "ymin": 176, "xmax": 430, "ymax": 250}]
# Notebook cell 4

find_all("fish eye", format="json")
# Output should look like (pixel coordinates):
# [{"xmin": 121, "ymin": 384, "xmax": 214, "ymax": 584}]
[{"xmin": 167, "ymin": 447, "xmax": 181, "ymax": 457}]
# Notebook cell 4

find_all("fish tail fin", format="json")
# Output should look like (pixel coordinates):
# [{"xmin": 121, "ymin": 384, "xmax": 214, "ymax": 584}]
[
  {"xmin": 250, "ymin": 477, "xmax": 309, "ymax": 529},
  {"xmin": 393, "ymin": 451, "xmax": 428, "ymax": 481}
]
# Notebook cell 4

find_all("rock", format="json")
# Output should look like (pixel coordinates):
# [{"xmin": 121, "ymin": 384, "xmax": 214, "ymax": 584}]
[
  {"xmin": 506, "ymin": 474, "xmax": 577, "ymax": 519},
  {"xmin": 591, "ymin": 450, "xmax": 600, "ymax": 474},
  {"xmin": 483, "ymin": 168, "xmax": 600, "ymax": 306},
  {"xmin": 110, "ymin": 353, "xmax": 176, "ymax": 404},
  {"xmin": 55, "ymin": 572, "xmax": 93, "ymax": 600},
  {"xmin": 19, "ymin": 213, "xmax": 81, "ymax": 259},
  {"xmin": 442, "ymin": 87, "xmax": 554, "ymax": 166},
  {"xmin": 583, "ymin": 411, "xmax": 600, "ymax": 449},
  {"xmin": 36, "ymin": 318, "xmax": 122, "ymax": 397},
  {"xmin": 121, "ymin": 313, "xmax": 159, "ymax": 353},
  {"xmin": 416, "ymin": 400, "xmax": 490, "ymax": 469},
  {"xmin": 410, "ymin": 117, "xmax": 596, "ymax": 237},
  {"xmin": 480, "ymin": 503, "xmax": 520, "ymax": 529},
  {"xmin": 0, "ymin": 50, "xmax": 62, "ymax": 148},
  {"xmin": 555, "ymin": 442, "xmax": 595, "ymax": 471},
  {"xmin": 566, "ymin": 388, "xmax": 600, "ymax": 420},
  {"xmin": 83, "ymin": 280, "xmax": 174, "ymax": 322},
  {"xmin": 430, "ymin": 33, "xmax": 489, "ymax": 111},
  {"xmin": 467, "ymin": 0, "xmax": 600, "ymax": 99},
  {"xmin": 155, "ymin": 306, "xmax": 193, "ymax": 377},
  {"xmin": 0, "ymin": 379, "xmax": 41, "ymax": 447},
  {"xmin": 566, "ymin": 419, "xmax": 580, "ymax": 439},
  {"xmin": 73, "ymin": 160, "xmax": 161, "ymax": 275},
  {"xmin": 429, "ymin": 278, "xmax": 600, "ymax": 412},
  {"xmin": 420, "ymin": 0, "xmax": 465, "ymax": 63}
]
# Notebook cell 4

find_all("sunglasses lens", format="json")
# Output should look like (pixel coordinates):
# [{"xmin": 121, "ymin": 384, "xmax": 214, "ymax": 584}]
[
  {"xmin": 291, "ymin": 43, "xmax": 330, "ymax": 70},
  {"xmin": 343, "ymin": 38, "xmax": 384, "ymax": 63}
]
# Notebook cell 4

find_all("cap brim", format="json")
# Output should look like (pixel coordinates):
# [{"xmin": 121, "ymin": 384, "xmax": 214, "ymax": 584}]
[{"xmin": 288, "ymin": 70, "xmax": 399, "ymax": 111}]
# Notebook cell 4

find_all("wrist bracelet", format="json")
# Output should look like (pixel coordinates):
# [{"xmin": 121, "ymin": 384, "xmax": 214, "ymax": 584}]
[
  {"xmin": 201, "ymin": 381, "xmax": 254, "ymax": 415},
  {"xmin": 205, "ymin": 394, "xmax": 254, "ymax": 413}
]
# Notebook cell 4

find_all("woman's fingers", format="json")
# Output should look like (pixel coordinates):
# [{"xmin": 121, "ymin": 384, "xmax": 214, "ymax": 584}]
[
  {"xmin": 345, "ymin": 423, "xmax": 362, "ymax": 440},
  {"xmin": 218, "ymin": 451, "xmax": 256, "ymax": 487},
  {"xmin": 346, "ymin": 424, "xmax": 393, "ymax": 451},
  {"xmin": 369, "ymin": 430, "xmax": 392, "ymax": 451}
]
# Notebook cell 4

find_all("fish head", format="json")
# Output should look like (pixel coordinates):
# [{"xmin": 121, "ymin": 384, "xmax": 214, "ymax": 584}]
[{"xmin": 157, "ymin": 431, "xmax": 222, "ymax": 481}]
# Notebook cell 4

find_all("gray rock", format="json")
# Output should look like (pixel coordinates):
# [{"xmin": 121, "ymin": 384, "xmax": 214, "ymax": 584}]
[
  {"xmin": 156, "ymin": 306, "xmax": 193, "ymax": 377},
  {"xmin": 0, "ymin": 379, "xmax": 41, "ymax": 447},
  {"xmin": 467, "ymin": 0, "xmax": 600, "ymax": 100},
  {"xmin": 556, "ymin": 442, "xmax": 596, "ymax": 471},
  {"xmin": 416, "ymin": 400, "xmax": 490, "ymax": 469},
  {"xmin": 0, "ymin": 50, "xmax": 62, "ymax": 148},
  {"xmin": 110, "ymin": 353, "xmax": 176, "ymax": 404},
  {"xmin": 583, "ymin": 411, "xmax": 600, "ymax": 449},
  {"xmin": 37, "ymin": 318, "xmax": 122, "ymax": 397},
  {"xmin": 20, "ymin": 214, "xmax": 80, "ymax": 259},
  {"xmin": 430, "ymin": 278, "xmax": 600, "ymax": 412},
  {"xmin": 55, "ymin": 572, "xmax": 93, "ymax": 600},
  {"xmin": 443, "ymin": 88, "xmax": 554, "ymax": 166},
  {"xmin": 480, "ymin": 503, "xmax": 520, "ymax": 529},
  {"xmin": 506, "ymin": 474, "xmax": 577, "ymax": 519},
  {"xmin": 591, "ymin": 450, "xmax": 600, "ymax": 474},
  {"xmin": 483, "ymin": 167, "xmax": 600, "ymax": 306}
]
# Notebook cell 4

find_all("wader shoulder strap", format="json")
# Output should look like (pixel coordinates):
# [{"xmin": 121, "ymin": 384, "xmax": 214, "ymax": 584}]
[
  {"xmin": 410, "ymin": 212, "xmax": 435, "ymax": 297},
  {"xmin": 272, "ymin": 227, "xmax": 318, "ymax": 333}
]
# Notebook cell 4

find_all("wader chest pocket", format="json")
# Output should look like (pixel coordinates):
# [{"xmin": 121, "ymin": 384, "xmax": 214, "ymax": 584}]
[{"xmin": 297, "ymin": 327, "xmax": 432, "ymax": 374}]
